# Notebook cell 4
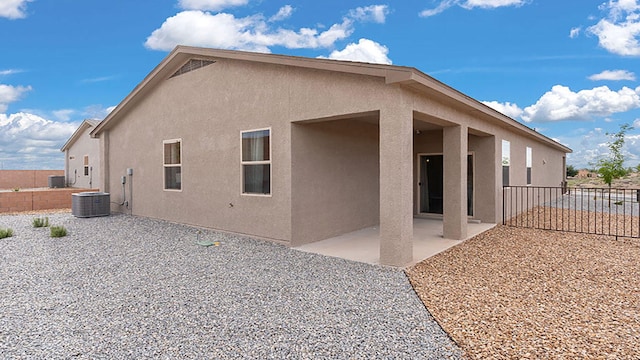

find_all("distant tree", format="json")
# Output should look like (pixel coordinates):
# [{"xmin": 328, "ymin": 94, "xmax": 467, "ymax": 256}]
[
  {"xmin": 595, "ymin": 123, "xmax": 633, "ymax": 188},
  {"xmin": 566, "ymin": 164, "xmax": 578, "ymax": 177}
]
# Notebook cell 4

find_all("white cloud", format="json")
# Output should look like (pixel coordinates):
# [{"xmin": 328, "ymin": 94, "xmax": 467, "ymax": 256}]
[
  {"xmin": 81, "ymin": 76, "xmax": 116, "ymax": 83},
  {"xmin": 178, "ymin": 0, "xmax": 249, "ymax": 11},
  {"xmin": 145, "ymin": 5, "xmax": 384, "ymax": 52},
  {"xmin": 634, "ymin": 118, "xmax": 640, "ymax": 128},
  {"xmin": 269, "ymin": 5, "xmax": 293, "ymax": 22},
  {"xmin": 462, "ymin": 0, "xmax": 527, "ymax": 9},
  {"xmin": 588, "ymin": 69, "xmax": 636, "ymax": 81},
  {"xmin": 420, "ymin": 0, "xmax": 526, "ymax": 17},
  {"xmin": 0, "ymin": 84, "xmax": 31, "ymax": 113},
  {"xmin": 321, "ymin": 38, "xmax": 392, "ymax": 64},
  {"xmin": 146, "ymin": 12, "xmax": 267, "ymax": 52},
  {"xmin": 482, "ymin": 100, "xmax": 524, "ymax": 119},
  {"xmin": 0, "ymin": 112, "xmax": 78, "ymax": 169},
  {"xmin": 22, "ymin": 104, "xmax": 115, "ymax": 123},
  {"xmin": 559, "ymin": 126, "xmax": 640, "ymax": 168},
  {"xmin": 0, "ymin": 69, "xmax": 23, "ymax": 76},
  {"xmin": 420, "ymin": 0, "xmax": 456, "ymax": 17},
  {"xmin": 349, "ymin": 5, "xmax": 389, "ymax": 23},
  {"xmin": 559, "ymin": 128, "xmax": 608, "ymax": 168},
  {"xmin": 587, "ymin": 0, "xmax": 640, "ymax": 56},
  {"xmin": 82, "ymin": 104, "xmax": 117, "ymax": 120},
  {"xmin": 0, "ymin": 0, "xmax": 32, "ymax": 19},
  {"xmin": 52, "ymin": 109, "xmax": 75, "ymax": 122},
  {"xmin": 521, "ymin": 85, "xmax": 640, "ymax": 122},
  {"xmin": 569, "ymin": 26, "xmax": 581, "ymax": 38}
]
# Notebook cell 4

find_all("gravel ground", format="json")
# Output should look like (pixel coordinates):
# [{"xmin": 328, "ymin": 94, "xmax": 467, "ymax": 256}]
[
  {"xmin": 548, "ymin": 191, "xmax": 640, "ymax": 215},
  {"xmin": 507, "ymin": 206, "xmax": 640, "ymax": 238},
  {"xmin": 407, "ymin": 225, "xmax": 640, "ymax": 359},
  {"xmin": 0, "ymin": 212, "xmax": 461, "ymax": 359}
]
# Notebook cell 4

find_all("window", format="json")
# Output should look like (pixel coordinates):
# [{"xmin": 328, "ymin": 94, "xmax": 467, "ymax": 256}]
[
  {"xmin": 526, "ymin": 147, "xmax": 532, "ymax": 185},
  {"xmin": 83, "ymin": 155, "xmax": 89, "ymax": 176},
  {"xmin": 163, "ymin": 139, "xmax": 182, "ymax": 190},
  {"xmin": 502, "ymin": 140, "xmax": 510, "ymax": 186},
  {"xmin": 241, "ymin": 129, "xmax": 271, "ymax": 195}
]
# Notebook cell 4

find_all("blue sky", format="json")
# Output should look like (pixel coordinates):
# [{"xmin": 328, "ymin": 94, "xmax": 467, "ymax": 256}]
[{"xmin": 1, "ymin": 0, "xmax": 640, "ymax": 170}]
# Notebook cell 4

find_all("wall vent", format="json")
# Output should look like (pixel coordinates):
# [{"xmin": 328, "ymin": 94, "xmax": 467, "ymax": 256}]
[
  {"xmin": 72, "ymin": 192, "xmax": 111, "ymax": 218},
  {"xmin": 170, "ymin": 59, "xmax": 216, "ymax": 78}
]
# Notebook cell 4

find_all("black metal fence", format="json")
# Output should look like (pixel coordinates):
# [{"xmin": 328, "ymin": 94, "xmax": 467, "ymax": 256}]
[{"xmin": 503, "ymin": 186, "xmax": 640, "ymax": 239}]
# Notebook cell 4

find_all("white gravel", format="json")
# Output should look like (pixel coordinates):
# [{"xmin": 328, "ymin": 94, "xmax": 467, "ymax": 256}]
[{"xmin": 0, "ymin": 212, "xmax": 461, "ymax": 359}]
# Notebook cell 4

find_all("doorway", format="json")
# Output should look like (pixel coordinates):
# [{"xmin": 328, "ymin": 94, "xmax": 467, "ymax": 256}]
[{"xmin": 418, "ymin": 154, "xmax": 474, "ymax": 216}]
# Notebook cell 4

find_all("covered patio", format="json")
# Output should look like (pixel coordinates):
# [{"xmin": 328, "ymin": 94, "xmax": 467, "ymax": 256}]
[
  {"xmin": 291, "ymin": 108, "xmax": 500, "ymax": 267},
  {"xmin": 295, "ymin": 218, "xmax": 496, "ymax": 266}
]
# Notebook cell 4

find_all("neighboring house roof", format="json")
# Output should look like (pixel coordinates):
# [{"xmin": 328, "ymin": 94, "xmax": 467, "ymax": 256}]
[
  {"xmin": 92, "ymin": 46, "xmax": 571, "ymax": 153},
  {"xmin": 60, "ymin": 119, "xmax": 101, "ymax": 152}
]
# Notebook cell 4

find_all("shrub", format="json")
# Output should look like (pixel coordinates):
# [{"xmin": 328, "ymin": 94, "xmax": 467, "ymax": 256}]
[
  {"xmin": 50, "ymin": 226, "xmax": 67, "ymax": 238},
  {"xmin": 32, "ymin": 217, "xmax": 50, "ymax": 228},
  {"xmin": 12, "ymin": 187, "xmax": 20, "ymax": 192},
  {"xmin": 0, "ymin": 228, "xmax": 13, "ymax": 239}
]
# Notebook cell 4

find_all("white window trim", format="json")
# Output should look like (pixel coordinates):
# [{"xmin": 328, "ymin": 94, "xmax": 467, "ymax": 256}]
[
  {"xmin": 163, "ymin": 138, "xmax": 183, "ymax": 192},
  {"xmin": 240, "ymin": 127, "xmax": 272, "ymax": 197},
  {"xmin": 526, "ymin": 146, "xmax": 532, "ymax": 185},
  {"xmin": 83, "ymin": 155, "xmax": 89, "ymax": 176},
  {"xmin": 502, "ymin": 140, "xmax": 510, "ymax": 187}
]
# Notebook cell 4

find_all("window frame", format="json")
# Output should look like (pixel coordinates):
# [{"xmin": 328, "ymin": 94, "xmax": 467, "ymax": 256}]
[
  {"xmin": 163, "ymin": 138, "xmax": 183, "ymax": 192},
  {"xmin": 526, "ymin": 146, "xmax": 532, "ymax": 185},
  {"xmin": 83, "ymin": 155, "xmax": 89, "ymax": 176},
  {"xmin": 502, "ymin": 140, "xmax": 510, "ymax": 187},
  {"xmin": 240, "ymin": 127, "xmax": 272, "ymax": 197}
]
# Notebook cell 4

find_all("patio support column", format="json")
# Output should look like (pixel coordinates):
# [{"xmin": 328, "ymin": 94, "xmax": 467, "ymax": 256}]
[
  {"xmin": 474, "ymin": 134, "xmax": 499, "ymax": 223},
  {"xmin": 379, "ymin": 106, "xmax": 413, "ymax": 266},
  {"xmin": 443, "ymin": 125, "xmax": 468, "ymax": 240}
]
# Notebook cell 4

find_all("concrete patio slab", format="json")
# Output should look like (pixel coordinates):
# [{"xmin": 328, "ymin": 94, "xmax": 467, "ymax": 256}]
[{"xmin": 294, "ymin": 218, "xmax": 496, "ymax": 266}]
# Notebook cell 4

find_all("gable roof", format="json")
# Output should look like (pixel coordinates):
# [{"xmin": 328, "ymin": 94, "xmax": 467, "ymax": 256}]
[
  {"xmin": 60, "ymin": 119, "xmax": 101, "ymax": 152},
  {"xmin": 91, "ymin": 46, "xmax": 571, "ymax": 153}
]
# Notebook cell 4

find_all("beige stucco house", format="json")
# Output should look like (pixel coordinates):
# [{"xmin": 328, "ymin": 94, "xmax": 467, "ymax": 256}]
[
  {"xmin": 91, "ymin": 46, "xmax": 570, "ymax": 266},
  {"xmin": 61, "ymin": 119, "xmax": 102, "ymax": 189}
]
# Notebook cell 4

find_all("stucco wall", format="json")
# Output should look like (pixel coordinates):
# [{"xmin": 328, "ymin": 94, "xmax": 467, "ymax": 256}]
[
  {"xmin": 65, "ymin": 126, "xmax": 101, "ymax": 190},
  {"xmin": 102, "ymin": 59, "xmax": 391, "ymax": 243},
  {"xmin": 100, "ymin": 54, "xmax": 568, "ymax": 244},
  {"xmin": 0, "ymin": 170, "xmax": 64, "ymax": 189},
  {"xmin": 291, "ymin": 119, "xmax": 379, "ymax": 245},
  {"xmin": 413, "ymin": 130, "xmax": 499, "ymax": 223}
]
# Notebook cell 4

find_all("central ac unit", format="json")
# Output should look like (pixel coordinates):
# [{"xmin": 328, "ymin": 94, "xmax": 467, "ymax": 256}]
[
  {"xmin": 72, "ymin": 192, "xmax": 110, "ymax": 218},
  {"xmin": 48, "ymin": 175, "xmax": 65, "ymax": 188}
]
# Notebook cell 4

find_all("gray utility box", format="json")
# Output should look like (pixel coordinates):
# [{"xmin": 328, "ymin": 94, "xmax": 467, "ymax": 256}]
[
  {"xmin": 72, "ymin": 192, "xmax": 110, "ymax": 218},
  {"xmin": 48, "ymin": 175, "xmax": 65, "ymax": 188}
]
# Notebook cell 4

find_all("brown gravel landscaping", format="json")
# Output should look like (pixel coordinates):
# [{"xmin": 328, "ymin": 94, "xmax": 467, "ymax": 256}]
[
  {"xmin": 406, "ymin": 225, "xmax": 640, "ymax": 359},
  {"xmin": 509, "ymin": 206, "xmax": 640, "ymax": 238}
]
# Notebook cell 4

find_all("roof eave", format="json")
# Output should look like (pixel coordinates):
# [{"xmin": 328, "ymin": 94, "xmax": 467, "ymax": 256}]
[
  {"xmin": 92, "ymin": 46, "xmax": 571, "ymax": 154},
  {"xmin": 388, "ymin": 71, "xmax": 572, "ymax": 154},
  {"xmin": 60, "ymin": 120, "xmax": 96, "ymax": 152},
  {"xmin": 92, "ymin": 47, "xmax": 189, "ymax": 136}
]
